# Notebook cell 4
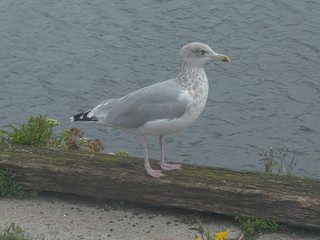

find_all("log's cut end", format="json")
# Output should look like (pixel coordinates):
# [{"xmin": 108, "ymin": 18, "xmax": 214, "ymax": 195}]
[{"xmin": 0, "ymin": 143, "xmax": 319, "ymax": 229}]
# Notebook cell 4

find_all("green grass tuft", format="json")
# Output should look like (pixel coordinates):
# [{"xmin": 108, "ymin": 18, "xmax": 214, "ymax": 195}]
[
  {"xmin": 0, "ymin": 169, "xmax": 25, "ymax": 198},
  {"xmin": 260, "ymin": 147, "xmax": 296, "ymax": 176},
  {"xmin": 0, "ymin": 223, "xmax": 40, "ymax": 240},
  {"xmin": 0, "ymin": 169, "xmax": 42, "ymax": 198},
  {"xmin": 235, "ymin": 214, "xmax": 286, "ymax": 240}
]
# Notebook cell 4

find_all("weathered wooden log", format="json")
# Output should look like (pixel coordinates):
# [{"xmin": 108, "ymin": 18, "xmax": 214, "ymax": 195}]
[{"xmin": 0, "ymin": 143, "xmax": 319, "ymax": 229}]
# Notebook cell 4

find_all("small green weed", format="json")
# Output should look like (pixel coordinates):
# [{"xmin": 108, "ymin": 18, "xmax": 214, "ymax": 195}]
[
  {"xmin": 29, "ymin": 187, "xmax": 42, "ymax": 197},
  {"xmin": 195, "ymin": 224, "xmax": 230, "ymax": 240},
  {"xmin": 0, "ymin": 115, "xmax": 59, "ymax": 147},
  {"xmin": 235, "ymin": 214, "xmax": 286, "ymax": 240},
  {"xmin": 0, "ymin": 115, "xmax": 104, "ymax": 153},
  {"xmin": 0, "ymin": 169, "xmax": 25, "ymax": 198},
  {"xmin": 0, "ymin": 223, "xmax": 43, "ymax": 240},
  {"xmin": 261, "ymin": 147, "xmax": 277, "ymax": 174},
  {"xmin": 115, "ymin": 150, "xmax": 130, "ymax": 157},
  {"xmin": 0, "ymin": 169, "xmax": 42, "ymax": 198},
  {"xmin": 260, "ymin": 147, "xmax": 296, "ymax": 176}
]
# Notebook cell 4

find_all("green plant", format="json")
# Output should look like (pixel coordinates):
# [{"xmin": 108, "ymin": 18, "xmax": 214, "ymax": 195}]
[
  {"xmin": 235, "ymin": 214, "xmax": 285, "ymax": 240},
  {"xmin": 260, "ymin": 147, "xmax": 296, "ymax": 176},
  {"xmin": 115, "ymin": 150, "xmax": 130, "ymax": 157},
  {"xmin": 260, "ymin": 147, "xmax": 278, "ymax": 174},
  {"xmin": 29, "ymin": 187, "xmax": 42, "ymax": 197},
  {"xmin": 277, "ymin": 149, "xmax": 296, "ymax": 176},
  {"xmin": 0, "ymin": 223, "xmax": 43, "ymax": 240},
  {"xmin": 0, "ymin": 169, "xmax": 41, "ymax": 198},
  {"xmin": 0, "ymin": 116, "xmax": 105, "ymax": 153},
  {"xmin": 59, "ymin": 127, "xmax": 104, "ymax": 152},
  {"xmin": 195, "ymin": 224, "xmax": 229, "ymax": 240},
  {"xmin": 0, "ymin": 115, "xmax": 59, "ymax": 147},
  {"xmin": 0, "ymin": 169, "xmax": 25, "ymax": 198}
]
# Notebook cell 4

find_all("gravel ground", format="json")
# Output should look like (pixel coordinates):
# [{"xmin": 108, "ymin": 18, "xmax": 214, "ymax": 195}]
[{"xmin": 0, "ymin": 194, "xmax": 319, "ymax": 240}]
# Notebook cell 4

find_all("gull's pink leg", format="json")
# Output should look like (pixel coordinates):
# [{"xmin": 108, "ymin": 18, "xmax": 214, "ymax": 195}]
[
  {"xmin": 159, "ymin": 135, "xmax": 182, "ymax": 171},
  {"xmin": 142, "ymin": 137, "xmax": 165, "ymax": 178}
]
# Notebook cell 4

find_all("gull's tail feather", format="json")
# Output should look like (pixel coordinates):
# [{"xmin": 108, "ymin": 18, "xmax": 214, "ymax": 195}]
[{"xmin": 70, "ymin": 110, "xmax": 98, "ymax": 122}]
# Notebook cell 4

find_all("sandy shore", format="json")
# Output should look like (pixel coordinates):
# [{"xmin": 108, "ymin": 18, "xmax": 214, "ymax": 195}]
[{"xmin": 0, "ymin": 194, "xmax": 319, "ymax": 240}]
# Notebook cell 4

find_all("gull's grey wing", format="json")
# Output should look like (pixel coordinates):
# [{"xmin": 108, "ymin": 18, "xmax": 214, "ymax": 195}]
[{"xmin": 90, "ymin": 79, "xmax": 188, "ymax": 128}]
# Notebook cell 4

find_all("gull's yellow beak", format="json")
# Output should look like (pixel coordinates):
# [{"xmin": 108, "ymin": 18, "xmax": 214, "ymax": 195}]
[
  {"xmin": 222, "ymin": 55, "xmax": 231, "ymax": 62},
  {"xmin": 213, "ymin": 54, "xmax": 231, "ymax": 62}
]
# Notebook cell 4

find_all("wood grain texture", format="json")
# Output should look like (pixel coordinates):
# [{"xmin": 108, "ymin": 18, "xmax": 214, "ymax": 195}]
[{"xmin": 0, "ymin": 143, "xmax": 319, "ymax": 229}]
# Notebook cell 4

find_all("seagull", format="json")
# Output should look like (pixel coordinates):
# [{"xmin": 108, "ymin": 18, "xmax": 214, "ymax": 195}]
[{"xmin": 71, "ymin": 42, "xmax": 230, "ymax": 178}]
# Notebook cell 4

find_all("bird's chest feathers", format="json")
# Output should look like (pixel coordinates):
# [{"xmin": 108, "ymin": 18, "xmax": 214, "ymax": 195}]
[{"xmin": 184, "ymin": 69, "xmax": 209, "ymax": 112}]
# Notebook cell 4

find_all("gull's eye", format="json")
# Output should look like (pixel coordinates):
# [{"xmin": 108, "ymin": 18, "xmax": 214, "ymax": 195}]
[{"xmin": 198, "ymin": 49, "xmax": 205, "ymax": 55}]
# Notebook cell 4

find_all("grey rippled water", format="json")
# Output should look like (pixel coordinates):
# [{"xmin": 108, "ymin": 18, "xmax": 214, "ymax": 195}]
[{"xmin": 0, "ymin": 0, "xmax": 319, "ymax": 178}]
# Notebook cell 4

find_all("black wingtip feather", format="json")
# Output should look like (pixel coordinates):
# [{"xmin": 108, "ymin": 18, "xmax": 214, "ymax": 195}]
[{"xmin": 71, "ymin": 110, "xmax": 98, "ymax": 122}]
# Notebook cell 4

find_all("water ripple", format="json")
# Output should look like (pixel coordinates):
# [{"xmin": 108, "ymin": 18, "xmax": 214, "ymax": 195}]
[{"xmin": 0, "ymin": 0, "xmax": 319, "ymax": 178}]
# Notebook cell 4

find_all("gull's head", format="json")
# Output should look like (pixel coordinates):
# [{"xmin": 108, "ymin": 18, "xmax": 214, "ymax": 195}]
[{"xmin": 178, "ymin": 42, "xmax": 230, "ymax": 69}]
